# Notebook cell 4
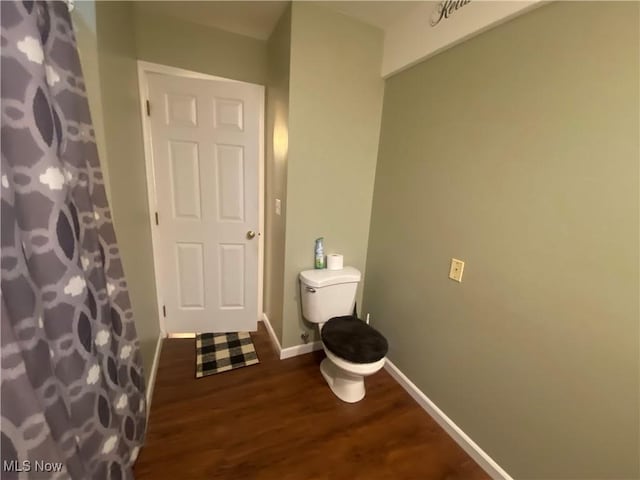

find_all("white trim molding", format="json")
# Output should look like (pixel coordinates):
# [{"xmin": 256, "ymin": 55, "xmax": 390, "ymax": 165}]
[
  {"xmin": 260, "ymin": 315, "xmax": 509, "ymax": 478},
  {"xmin": 145, "ymin": 334, "xmax": 164, "ymax": 419},
  {"xmin": 261, "ymin": 313, "xmax": 323, "ymax": 360},
  {"xmin": 280, "ymin": 341, "xmax": 323, "ymax": 360},
  {"xmin": 384, "ymin": 359, "xmax": 513, "ymax": 480},
  {"xmin": 137, "ymin": 60, "xmax": 259, "ymax": 85},
  {"xmin": 261, "ymin": 313, "xmax": 282, "ymax": 354},
  {"xmin": 137, "ymin": 62, "xmax": 166, "ymax": 336}
]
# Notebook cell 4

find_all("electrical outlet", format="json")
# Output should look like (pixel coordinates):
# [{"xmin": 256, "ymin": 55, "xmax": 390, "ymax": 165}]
[
  {"xmin": 275, "ymin": 198, "xmax": 281, "ymax": 216},
  {"xmin": 449, "ymin": 258, "xmax": 464, "ymax": 282}
]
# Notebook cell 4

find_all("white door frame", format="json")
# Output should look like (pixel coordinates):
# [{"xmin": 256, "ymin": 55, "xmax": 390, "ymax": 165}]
[{"xmin": 137, "ymin": 60, "xmax": 265, "ymax": 335}]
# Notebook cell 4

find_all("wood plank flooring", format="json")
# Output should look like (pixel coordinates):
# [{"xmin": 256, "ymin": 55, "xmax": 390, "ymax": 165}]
[{"xmin": 134, "ymin": 322, "xmax": 489, "ymax": 479}]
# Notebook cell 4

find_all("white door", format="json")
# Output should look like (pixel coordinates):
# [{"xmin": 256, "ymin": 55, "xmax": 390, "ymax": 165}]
[{"xmin": 146, "ymin": 72, "xmax": 262, "ymax": 333}]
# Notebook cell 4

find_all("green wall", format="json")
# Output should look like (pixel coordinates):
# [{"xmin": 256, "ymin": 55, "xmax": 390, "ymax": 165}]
[
  {"xmin": 264, "ymin": 7, "xmax": 291, "ymax": 342},
  {"xmin": 281, "ymin": 3, "xmax": 385, "ymax": 347},
  {"xmin": 94, "ymin": 1, "xmax": 160, "ymax": 381},
  {"xmin": 133, "ymin": 3, "xmax": 267, "ymax": 85},
  {"xmin": 364, "ymin": 2, "xmax": 639, "ymax": 478},
  {"xmin": 71, "ymin": 1, "xmax": 109, "ymax": 202}
]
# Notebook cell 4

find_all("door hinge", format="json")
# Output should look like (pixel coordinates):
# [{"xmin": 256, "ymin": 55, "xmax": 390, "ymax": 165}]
[
  {"xmin": 146, "ymin": 100, "xmax": 151, "ymax": 116},
  {"xmin": 155, "ymin": 211, "xmax": 159, "ymax": 225},
  {"xmin": 162, "ymin": 305, "xmax": 166, "ymax": 317}
]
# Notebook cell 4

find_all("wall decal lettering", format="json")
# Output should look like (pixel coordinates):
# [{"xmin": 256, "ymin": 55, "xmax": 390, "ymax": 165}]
[{"xmin": 430, "ymin": 0, "xmax": 472, "ymax": 27}]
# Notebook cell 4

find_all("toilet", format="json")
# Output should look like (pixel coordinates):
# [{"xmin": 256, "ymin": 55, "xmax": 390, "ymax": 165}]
[{"xmin": 300, "ymin": 267, "xmax": 388, "ymax": 403}]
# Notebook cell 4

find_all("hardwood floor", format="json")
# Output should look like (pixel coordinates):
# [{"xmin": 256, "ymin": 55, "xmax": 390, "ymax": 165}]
[{"xmin": 134, "ymin": 323, "xmax": 489, "ymax": 480}]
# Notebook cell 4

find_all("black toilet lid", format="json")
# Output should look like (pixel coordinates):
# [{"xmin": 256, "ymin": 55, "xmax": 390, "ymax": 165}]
[{"xmin": 321, "ymin": 316, "xmax": 388, "ymax": 364}]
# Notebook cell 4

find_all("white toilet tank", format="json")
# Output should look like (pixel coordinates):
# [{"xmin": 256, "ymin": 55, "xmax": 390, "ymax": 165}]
[{"xmin": 299, "ymin": 267, "xmax": 361, "ymax": 324}]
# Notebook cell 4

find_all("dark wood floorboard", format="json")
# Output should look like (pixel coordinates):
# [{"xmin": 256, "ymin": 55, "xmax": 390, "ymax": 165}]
[{"xmin": 134, "ymin": 323, "xmax": 489, "ymax": 480}]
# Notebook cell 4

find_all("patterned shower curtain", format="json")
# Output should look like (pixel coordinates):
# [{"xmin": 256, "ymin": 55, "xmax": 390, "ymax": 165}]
[{"xmin": 1, "ymin": 1, "xmax": 146, "ymax": 478}]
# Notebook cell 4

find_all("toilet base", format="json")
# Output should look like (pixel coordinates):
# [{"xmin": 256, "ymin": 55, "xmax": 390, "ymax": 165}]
[{"xmin": 320, "ymin": 358, "xmax": 366, "ymax": 403}]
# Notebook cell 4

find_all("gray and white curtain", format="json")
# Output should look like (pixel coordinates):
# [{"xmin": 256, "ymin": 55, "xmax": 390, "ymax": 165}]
[{"xmin": 1, "ymin": 1, "xmax": 146, "ymax": 478}]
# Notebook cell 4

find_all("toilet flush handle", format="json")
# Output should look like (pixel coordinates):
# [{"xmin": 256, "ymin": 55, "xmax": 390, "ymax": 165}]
[{"xmin": 305, "ymin": 286, "xmax": 316, "ymax": 293}]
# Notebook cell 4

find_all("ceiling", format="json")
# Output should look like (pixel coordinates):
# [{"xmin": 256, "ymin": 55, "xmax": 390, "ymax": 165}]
[
  {"xmin": 144, "ymin": 1, "xmax": 290, "ymax": 41},
  {"xmin": 317, "ymin": 1, "xmax": 421, "ymax": 30},
  {"xmin": 143, "ymin": 1, "xmax": 424, "ymax": 41}
]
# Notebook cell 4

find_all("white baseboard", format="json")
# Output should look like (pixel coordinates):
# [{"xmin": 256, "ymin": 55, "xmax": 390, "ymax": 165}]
[
  {"xmin": 145, "ymin": 334, "xmax": 164, "ymax": 419},
  {"xmin": 384, "ymin": 359, "xmax": 512, "ymax": 480},
  {"xmin": 279, "ymin": 340, "xmax": 323, "ymax": 360},
  {"xmin": 261, "ymin": 313, "xmax": 282, "ymax": 353},
  {"xmin": 261, "ymin": 316, "xmax": 508, "ymax": 477},
  {"xmin": 261, "ymin": 313, "xmax": 323, "ymax": 360}
]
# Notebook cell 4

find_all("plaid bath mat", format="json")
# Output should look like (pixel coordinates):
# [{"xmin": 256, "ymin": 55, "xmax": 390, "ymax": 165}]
[{"xmin": 195, "ymin": 332, "xmax": 260, "ymax": 378}]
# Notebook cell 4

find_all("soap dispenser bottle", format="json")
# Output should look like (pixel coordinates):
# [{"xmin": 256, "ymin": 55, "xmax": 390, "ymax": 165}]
[{"xmin": 314, "ymin": 237, "xmax": 325, "ymax": 269}]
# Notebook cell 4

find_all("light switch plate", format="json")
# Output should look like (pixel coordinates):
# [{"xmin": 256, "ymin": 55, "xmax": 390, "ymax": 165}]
[
  {"xmin": 449, "ymin": 258, "xmax": 464, "ymax": 282},
  {"xmin": 275, "ymin": 198, "xmax": 281, "ymax": 216}
]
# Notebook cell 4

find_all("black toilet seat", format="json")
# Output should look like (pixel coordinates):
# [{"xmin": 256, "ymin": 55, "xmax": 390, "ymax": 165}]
[{"xmin": 321, "ymin": 315, "xmax": 388, "ymax": 364}]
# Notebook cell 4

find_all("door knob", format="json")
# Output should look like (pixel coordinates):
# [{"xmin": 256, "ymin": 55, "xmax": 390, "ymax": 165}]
[{"xmin": 246, "ymin": 230, "xmax": 256, "ymax": 240}]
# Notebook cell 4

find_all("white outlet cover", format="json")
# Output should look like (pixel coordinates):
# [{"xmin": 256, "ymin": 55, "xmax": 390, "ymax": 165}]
[
  {"xmin": 449, "ymin": 258, "xmax": 464, "ymax": 282},
  {"xmin": 275, "ymin": 198, "xmax": 281, "ymax": 216}
]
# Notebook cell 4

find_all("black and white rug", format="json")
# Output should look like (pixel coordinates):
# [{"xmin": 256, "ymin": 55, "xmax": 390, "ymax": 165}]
[{"xmin": 195, "ymin": 332, "xmax": 260, "ymax": 378}]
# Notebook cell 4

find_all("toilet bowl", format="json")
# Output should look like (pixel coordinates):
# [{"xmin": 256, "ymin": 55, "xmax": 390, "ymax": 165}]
[
  {"xmin": 320, "ymin": 343, "xmax": 386, "ymax": 403},
  {"xmin": 299, "ymin": 267, "xmax": 388, "ymax": 403}
]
